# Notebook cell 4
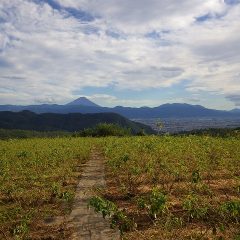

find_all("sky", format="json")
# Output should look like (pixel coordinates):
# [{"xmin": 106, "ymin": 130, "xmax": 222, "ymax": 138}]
[{"xmin": 0, "ymin": 0, "xmax": 240, "ymax": 109}]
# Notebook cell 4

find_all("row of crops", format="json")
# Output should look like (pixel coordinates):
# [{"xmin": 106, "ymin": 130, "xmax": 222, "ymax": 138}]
[
  {"xmin": 98, "ymin": 136, "xmax": 240, "ymax": 239},
  {"xmin": 0, "ymin": 135, "xmax": 239, "ymax": 239},
  {"xmin": 0, "ymin": 138, "xmax": 92, "ymax": 239}
]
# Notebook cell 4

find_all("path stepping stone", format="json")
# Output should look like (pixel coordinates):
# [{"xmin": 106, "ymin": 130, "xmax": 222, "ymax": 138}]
[{"xmin": 68, "ymin": 150, "xmax": 120, "ymax": 240}]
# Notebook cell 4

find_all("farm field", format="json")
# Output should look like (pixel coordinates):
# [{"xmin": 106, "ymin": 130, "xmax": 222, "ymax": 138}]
[
  {"xmin": 0, "ymin": 137, "xmax": 92, "ymax": 239},
  {"xmin": 101, "ymin": 136, "xmax": 240, "ymax": 239},
  {"xmin": 0, "ymin": 135, "xmax": 239, "ymax": 239}
]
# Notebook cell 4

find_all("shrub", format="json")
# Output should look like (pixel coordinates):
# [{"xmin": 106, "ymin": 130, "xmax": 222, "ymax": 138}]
[
  {"xmin": 89, "ymin": 196, "xmax": 134, "ymax": 234},
  {"xmin": 79, "ymin": 123, "xmax": 131, "ymax": 137},
  {"xmin": 136, "ymin": 188, "xmax": 168, "ymax": 219},
  {"xmin": 220, "ymin": 200, "xmax": 240, "ymax": 222}
]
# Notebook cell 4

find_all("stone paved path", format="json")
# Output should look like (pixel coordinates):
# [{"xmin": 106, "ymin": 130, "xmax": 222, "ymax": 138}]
[{"xmin": 68, "ymin": 149, "xmax": 120, "ymax": 240}]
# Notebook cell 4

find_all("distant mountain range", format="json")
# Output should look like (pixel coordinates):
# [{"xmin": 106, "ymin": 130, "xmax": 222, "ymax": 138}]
[
  {"xmin": 230, "ymin": 108, "xmax": 240, "ymax": 113},
  {"xmin": 0, "ymin": 110, "xmax": 155, "ymax": 134},
  {"xmin": 1, "ymin": 97, "xmax": 240, "ymax": 119}
]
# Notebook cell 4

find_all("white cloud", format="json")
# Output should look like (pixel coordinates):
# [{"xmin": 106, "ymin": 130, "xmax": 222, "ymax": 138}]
[
  {"xmin": 0, "ymin": 0, "xmax": 239, "ymax": 107},
  {"xmin": 62, "ymin": 0, "xmax": 227, "ymax": 33},
  {"xmin": 83, "ymin": 94, "xmax": 163, "ymax": 107}
]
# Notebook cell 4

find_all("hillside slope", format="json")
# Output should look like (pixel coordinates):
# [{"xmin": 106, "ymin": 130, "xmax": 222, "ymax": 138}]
[{"xmin": 0, "ymin": 111, "xmax": 155, "ymax": 134}]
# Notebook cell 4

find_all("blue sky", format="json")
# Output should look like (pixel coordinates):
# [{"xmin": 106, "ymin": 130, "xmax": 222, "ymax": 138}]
[{"xmin": 0, "ymin": 0, "xmax": 240, "ymax": 109}]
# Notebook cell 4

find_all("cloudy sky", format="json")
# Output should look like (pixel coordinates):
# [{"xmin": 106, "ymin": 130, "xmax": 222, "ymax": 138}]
[{"xmin": 0, "ymin": 0, "xmax": 240, "ymax": 109}]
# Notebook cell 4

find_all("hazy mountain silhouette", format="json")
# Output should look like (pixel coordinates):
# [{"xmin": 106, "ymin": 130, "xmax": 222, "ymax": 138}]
[
  {"xmin": 66, "ymin": 97, "xmax": 100, "ymax": 107},
  {"xmin": 0, "ymin": 98, "xmax": 240, "ymax": 118},
  {"xmin": 230, "ymin": 108, "xmax": 240, "ymax": 113}
]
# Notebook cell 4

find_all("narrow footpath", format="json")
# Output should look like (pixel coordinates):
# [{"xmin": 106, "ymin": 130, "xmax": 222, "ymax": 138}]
[{"xmin": 67, "ymin": 149, "xmax": 120, "ymax": 240}]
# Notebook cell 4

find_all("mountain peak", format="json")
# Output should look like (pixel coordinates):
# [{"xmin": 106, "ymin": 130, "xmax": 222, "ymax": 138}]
[
  {"xmin": 230, "ymin": 108, "xmax": 240, "ymax": 113},
  {"xmin": 66, "ymin": 97, "xmax": 100, "ymax": 107}
]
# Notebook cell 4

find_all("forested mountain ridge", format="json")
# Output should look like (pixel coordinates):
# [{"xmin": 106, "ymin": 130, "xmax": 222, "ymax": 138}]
[{"xmin": 0, "ymin": 110, "xmax": 155, "ymax": 134}]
